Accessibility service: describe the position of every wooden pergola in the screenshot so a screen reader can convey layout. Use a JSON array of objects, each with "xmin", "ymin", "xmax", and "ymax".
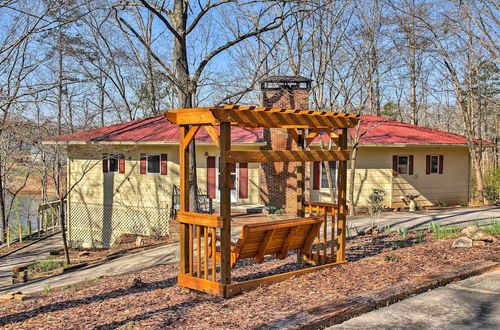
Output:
[{"xmin": 165, "ymin": 105, "xmax": 360, "ymax": 297}]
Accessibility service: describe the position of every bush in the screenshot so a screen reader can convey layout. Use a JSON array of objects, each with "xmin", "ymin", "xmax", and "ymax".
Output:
[
  {"xmin": 397, "ymin": 227, "xmax": 409, "ymax": 238},
  {"xmin": 459, "ymin": 200, "xmax": 469, "ymax": 207},
  {"xmin": 368, "ymin": 188, "xmax": 386, "ymax": 229},
  {"xmin": 28, "ymin": 256, "xmax": 65, "ymax": 273}
]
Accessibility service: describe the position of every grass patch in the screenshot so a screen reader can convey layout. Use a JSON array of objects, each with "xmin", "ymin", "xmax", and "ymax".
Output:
[
  {"xmin": 28, "ymin": 256, "xmax": 66, "ymax": 273},
  {"xmin": 428, "ymin": 222, "xmax": 460, "ymax": 240}
]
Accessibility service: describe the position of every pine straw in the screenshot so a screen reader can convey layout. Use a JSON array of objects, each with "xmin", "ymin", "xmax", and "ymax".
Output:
[{"xmin": 0, "ymin": 233, "xmax": 498, "ymax": 330}]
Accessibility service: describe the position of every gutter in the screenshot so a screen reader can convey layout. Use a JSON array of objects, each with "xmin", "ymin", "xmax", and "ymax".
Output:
[{"xmin": 43, "ymin": 141, "xmax": 267, "ymax": 146}]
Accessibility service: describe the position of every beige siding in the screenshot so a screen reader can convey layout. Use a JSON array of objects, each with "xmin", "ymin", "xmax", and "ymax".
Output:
[
  {"xmin": 67, "ymin": 143, "xmax": 261, "ymax": 209},
  {"xmin": 310, "ymin": 145, "xmax": 469, "ymax": 209},
  {"xmin": 313, "ymin": 147, "xmax": 393, "ymax": 208},
  {"xmin": 390, "ymin": 146, "xmax": 470, "ymax": 208}
]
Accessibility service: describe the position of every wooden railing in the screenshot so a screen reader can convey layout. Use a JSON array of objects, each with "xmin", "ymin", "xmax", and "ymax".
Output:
[
  {"xmin": 37, "ymin": 199, "xmax": 65, "ymax": 233},
  {"xmin": 302, "ymin": 201, "xmax": 345, "ymax": 264},
  {"xmin": 177, "ymin": 211, "xmax": 221, "ymax": 283}
]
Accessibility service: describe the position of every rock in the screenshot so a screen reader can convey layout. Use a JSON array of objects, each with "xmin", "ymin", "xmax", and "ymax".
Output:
[
  {"xmin": 135, "ymin": 236, "xmax": 144, "ymax": 247},
  {"xmin": 452, "ymin": 237, "xmax": 473, "ymax": 248},
  {"xmin": 130, "ymin": 277, "xmax": 144, "ymax": 289},
  {"xmin": 461, "ymin": 225, "xmax": 497, "ymax": 242},
  {"xmin": 78, "ymin": 251, "xmax": 91, "ymax": 257}
]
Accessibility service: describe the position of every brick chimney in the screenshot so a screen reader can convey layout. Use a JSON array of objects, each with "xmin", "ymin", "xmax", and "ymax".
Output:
[{"xmin": 258, "ymin": 76, "xmax": 312, "ymax": 213}]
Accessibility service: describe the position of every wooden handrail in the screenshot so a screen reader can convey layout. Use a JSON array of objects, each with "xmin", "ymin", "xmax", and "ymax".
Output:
[{"xmin": 177, "ymin": 211, "xmax": 223, "ymax": 228}]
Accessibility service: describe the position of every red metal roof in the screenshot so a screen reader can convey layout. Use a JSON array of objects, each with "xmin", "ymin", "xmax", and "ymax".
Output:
[
  {"xmin": 354, "ymin": 116, "xmax": 488, "ymax": 145},
  {"xmin": 49, "ymin": 116, "xmax": 264, "ymax": 143},
  {"xmin": 49, "ymin": 114, "xmax": 487, "ymax": 146}
]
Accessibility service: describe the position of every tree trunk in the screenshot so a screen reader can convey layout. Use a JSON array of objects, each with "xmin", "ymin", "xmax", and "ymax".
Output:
[
  {"xmin": 348, "ymin": 145, "xmax": 359, "ymax": 216},
  {"xmin": 172, "ymin": 0, "xmax": 198, "ymax": 212},
  {"xmin": 59, "ymin": 200, "xmax": 70, "ymax": 264},
  {"xmin": 0, "ymin": 162, "xmax": 6, "ymax": 244}
]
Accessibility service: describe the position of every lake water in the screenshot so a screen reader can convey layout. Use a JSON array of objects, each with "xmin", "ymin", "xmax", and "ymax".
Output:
[{"xmin": 6, "ymin": 195, "xmax": 42, "ymax": 241}]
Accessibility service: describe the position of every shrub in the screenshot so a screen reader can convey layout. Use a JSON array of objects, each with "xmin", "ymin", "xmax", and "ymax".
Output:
[
  {"xmin": 397, "ymin": 227, "xmax": 409, "ymax": 238},
  {"xmin": 368, "ymin": 188, "xmax": 386, "ymax": 229},
  {"xmin": 415, "ymin": 230, "xmax": 425, "ymax": 242},
  {"xmin": 384, "ymin": 225, "xmax": 391, "ymax": 234},
  {"xmin": 434, "ymin": 200, "xmax": 448, "ymax": 207},
  {"xmin": 459, "ymin": 200, "xmax": 469, "ymax": 207}
]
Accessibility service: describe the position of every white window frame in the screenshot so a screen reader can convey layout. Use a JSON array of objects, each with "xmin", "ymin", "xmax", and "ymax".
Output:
[
  {"xmin": 320, "ymin": 161, "xmax": 337, "ymax": 189},
  {"xmin": 429, "ymin": 155, "xmax": 440, "ymax": 174},
  {"xmin": 397, "ymin": 155, "xmax": 409, "ymax": 175},
  {"xmin": 105, "ymin": 154, "xmax": 120, "ymax": 173},
  {"xmin": 146, "ymin": 153, "xmax": 161, "ymax": 174}
]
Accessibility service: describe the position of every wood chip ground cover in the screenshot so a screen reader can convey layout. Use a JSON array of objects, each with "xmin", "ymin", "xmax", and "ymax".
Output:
[{"xmin": 0, "ymin": 232, "xmax": 497, "ymax": 329}]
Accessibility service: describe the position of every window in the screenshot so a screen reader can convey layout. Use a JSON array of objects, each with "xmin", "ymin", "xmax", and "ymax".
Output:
[
  {"xmin": 103, "ymin": 153, "xmax": 123, "ymax": 173},
  {"xmin": 108, "ymin": 154, "xmax": 119, "ymax": 172},
  {"xmin": 430, "ymin": 155, "xmax": 439, "ymax": 174},
  {"xmin": 397, "ymin": 155, "xmax": 409, "ymax": 175},
  {"xmin": 321, "ymin": 161, "xmax": 337, "ymax": 189},
  {"xmin": 147, "ymin": 154, "xmax": 160, "ymax": 174}
]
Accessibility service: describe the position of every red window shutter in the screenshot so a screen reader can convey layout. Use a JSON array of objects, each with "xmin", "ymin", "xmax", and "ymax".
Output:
[
  {"xmin": 425, "ymin": 155, "xmax": 431, "ymax": 175},
  {"xmin": 161, "ymin": 154, "xmax": 168, "ymax": 175},
  {"xmin": 239, "ymin": 163, "xmax": 248, "ymax": 199},
  {"xmin": 313, "ymin": 161, "xmax": 320, "ymax": 190},
  {"xmin": 119, "ymin": 154, "xmax": 125, "ymax": 174},
  {"xmin": 409, "ymin": 155, "xmax": 414, "ymax": 175},
  {"xmin": 102, "ymin": 154, "xmax": 108, "ymax": 173},
  {"xmin": 140, "ymin": 153, "xmax": 147, "ymax": 174},
  {"xmin": 438, "ymin": 155, "xmax": 444, "ymax": 174},
  {"xmin": 207, "ymin": 156, "xmax": 216, "ymax": 199},
  {"xmin": 392, "ymin": 155, "xmax": 397, "ymax": 176}
]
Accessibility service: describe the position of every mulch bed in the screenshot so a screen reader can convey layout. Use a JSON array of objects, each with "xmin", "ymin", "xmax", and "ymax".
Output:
[
  {"xmin": 0, "ymin": 232, "xmax": 498, "ymax": 329},
  {"xmin": 66, "ymin": 234, "xmax": 177, "ymax": 265}
]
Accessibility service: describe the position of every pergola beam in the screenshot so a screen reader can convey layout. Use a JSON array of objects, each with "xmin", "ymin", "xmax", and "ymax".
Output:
[{"xmin": 165, "ymin": 105, "xmax": 360, "ymax": 129}]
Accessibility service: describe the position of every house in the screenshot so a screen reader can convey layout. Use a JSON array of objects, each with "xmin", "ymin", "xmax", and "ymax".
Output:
[{"xmin": 46, "ymin": 76, "xmax": 484, "ymax": 247}]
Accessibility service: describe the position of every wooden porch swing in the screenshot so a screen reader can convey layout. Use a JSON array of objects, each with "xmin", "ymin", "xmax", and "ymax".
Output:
[{"xmin": 164, "ymin": 105, "xmax": 360, "ymax": 297}]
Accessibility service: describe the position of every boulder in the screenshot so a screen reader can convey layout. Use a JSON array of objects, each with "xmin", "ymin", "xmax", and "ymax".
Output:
[
  {"xmin": 452, "ymin": 237, "xmax": 473, "ymax": 248},
  {"xmin": 135, "ymin": 236, "xmax": 144, "ymax": 247},
  {"xmin": 461, "ymin": 225, "xmax": 497, "ymax": 242}
]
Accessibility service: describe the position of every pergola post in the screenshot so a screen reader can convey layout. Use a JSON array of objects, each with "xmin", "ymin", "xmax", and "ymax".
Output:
[
  {"xmin": 296, "ymin": 129, "xmax": 305, "ymax": 217},
  {"xmin": 336, "ymin": 128, "xmax": 348, "ymax": 262},
  {"xmin": 219, "ymin": 122, "xmax": 232, "ymax": 285},
  {"xmin": 179, "ymin": 125, "xmax": 190, "ymax": 273}
]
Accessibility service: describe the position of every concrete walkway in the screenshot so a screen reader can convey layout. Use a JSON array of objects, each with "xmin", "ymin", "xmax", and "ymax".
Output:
[
  {"xmin": 0, "ymin": 242, "xmax": 180, "ymax": 295},
  {"xmin": 0, "ymin": 235, "xmax": 61, "ymax": 290},
  {"xmin": 328, "ymin": 270, "xmax": 500, "ymax": 329},
  {"xmin": 347, "ymin": 206, "xmax": 499, "ymax": 234}
]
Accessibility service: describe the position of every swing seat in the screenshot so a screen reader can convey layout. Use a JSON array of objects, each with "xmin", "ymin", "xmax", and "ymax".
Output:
[{"xmin": 209, "ymin": 217, "xmax": 324, "ymax": 268}]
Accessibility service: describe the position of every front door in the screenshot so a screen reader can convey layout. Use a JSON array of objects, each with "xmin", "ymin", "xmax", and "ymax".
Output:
[{"xmin": 216, "ymin": 157, "xmax": 238, "ymax": 203}]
